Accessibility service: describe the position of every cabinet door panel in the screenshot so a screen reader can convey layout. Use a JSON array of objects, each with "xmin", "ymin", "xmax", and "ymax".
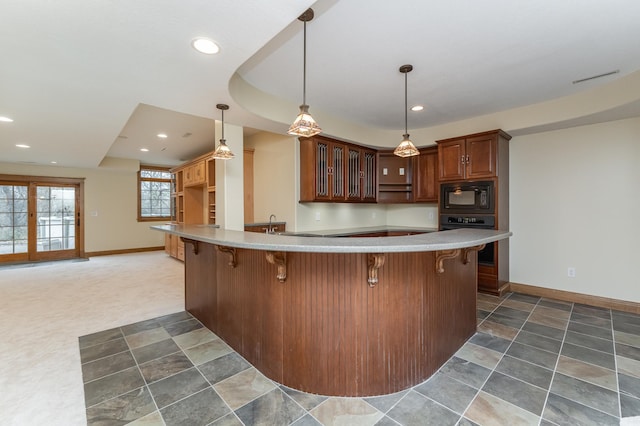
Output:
[
  {"xmin": 332, "ymin": 144, "xmax": 346, "ymax": 199},
  {"xmin": 466, "ymin": 135, "xmax": 496, "ymax": 179},
  {"xmin": 438, "ymin": 140, "xmax": 465, "ymax": 181},
  {"xmin": 316, "ymin": 141, "xmax": 330, "ymax": 200},
  {"xmin": 362, "ymin": 150, "xmax": 377, "ymax": 201},
  {"xmin": 193, "ymin": 161, "xmax": 206, "ymax": 184},
  {"xmin": 347, "ymin": 147, "xmax": 361, "ymax": 200},
  {"xmin": 414, "ymin": 148, "xmax": 438, "ymax": 202}
]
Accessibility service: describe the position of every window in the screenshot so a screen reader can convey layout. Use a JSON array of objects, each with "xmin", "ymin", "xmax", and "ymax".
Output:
[{"xmin": 138, "ymin": 166, "xmax": 172, "ymax": 221}]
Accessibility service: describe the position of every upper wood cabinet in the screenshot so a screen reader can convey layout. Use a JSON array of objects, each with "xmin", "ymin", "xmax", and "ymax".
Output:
[
  {"xmin": 300, "ymin": 136, "xmax": 376, "ymax": 203},
  {"xmin": 436, "ymin": 130, "xmax": 511, "ymax": 181},
  {"xmin": 413, "ymin": 146, "xmax": 438, "ymax": 202},
  {"xmin": 183, "ymin": 159, "xmax": 206, "ymax": 186},
  {"xmin": 347, "ymin": 146, "xmax": 377, "ymax": 202}
]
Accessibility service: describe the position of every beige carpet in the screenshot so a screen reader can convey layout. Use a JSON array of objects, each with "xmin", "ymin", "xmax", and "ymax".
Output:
[{"xmin": 0, "ymin": 251, "xmax": 184, "ymax": 426}]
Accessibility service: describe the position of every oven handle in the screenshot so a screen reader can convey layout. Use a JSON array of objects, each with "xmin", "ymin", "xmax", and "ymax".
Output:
[{"xmin": 439, "ymin": 225, "xmax": 494, "ymax": 231}]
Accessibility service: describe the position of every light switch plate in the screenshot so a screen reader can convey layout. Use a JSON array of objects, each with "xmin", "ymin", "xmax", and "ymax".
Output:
[{"xmin": 399, "ymin": 168, "xmax": 405, "ymax": 175}]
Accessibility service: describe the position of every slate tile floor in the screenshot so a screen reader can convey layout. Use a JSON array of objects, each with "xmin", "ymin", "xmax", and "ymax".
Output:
[{"xmin": 79, "ymin": 293, "xmax": 640, "ymax": 425}]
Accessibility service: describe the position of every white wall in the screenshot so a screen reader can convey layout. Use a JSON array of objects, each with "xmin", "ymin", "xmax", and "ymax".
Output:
[
  {"xmin": 245, "ymin": 132, "xmax": 297, "ymax": 227},
  {"xmin": 386, "ymin": 204, "xmax": 438, "ymax": 229},
  {"xmin": 509, "ymin": 116, "xmax": 640, "ymax": 302},
  {"xmin": 295, "ymin": 202, "xmax": 388, "ymax": 232},
  {"xmin": 0, "ymin": 160, "xmax": 165, "ymax": 253},
  {"xmin": 215, "ymin": 122, "xmax": 244, "ymax": 231}
]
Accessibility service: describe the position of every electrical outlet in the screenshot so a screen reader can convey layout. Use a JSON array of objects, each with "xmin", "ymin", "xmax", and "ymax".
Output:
[
  {"xmin": 567, "ymin": 267, "xmax": 576, "ymax": 278},
  {"xmin": 315, "ymin": 212, "xmax": 320, "ymax": 221},
  {"xmin": 428, "ymin": 211, "xmax": 434, "ymax": 220}
]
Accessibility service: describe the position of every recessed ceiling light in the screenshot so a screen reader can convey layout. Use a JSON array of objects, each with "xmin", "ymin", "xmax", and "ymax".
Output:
[
  {"xmin": 192, "ymin": 37, "xmax": 220, "ymax": 55},
  {"xmin": 0, "ymin": 116, "xmax": 14, "ymax": 122},
  {"xmin": 51, "ymin": 161, "xmax": 57, "ymax": 164},
  {"xmin": 140, "ymin": 148, "xmax": 149, "ymax": 152},
  {"xmin": 411, "ymin": 105, "xmax": 424, "ymax": 112},
  {"xmin": 157, "ymin": 133, "xmax": 168, "ymax": 139},
  {"xmin": 16, "ymin": 144, "xmax": 30, "ymax": 148}
]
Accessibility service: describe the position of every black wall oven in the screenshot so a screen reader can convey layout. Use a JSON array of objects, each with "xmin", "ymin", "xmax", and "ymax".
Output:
[{"xmin": 439, "ymin": 215, "xmax": 495, "ymax": 266}]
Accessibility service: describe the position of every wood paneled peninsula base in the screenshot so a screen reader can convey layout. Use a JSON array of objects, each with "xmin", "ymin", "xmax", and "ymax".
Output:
[{"xmin": 152, "ymin": 225, "xmax": 511, "ymax": 397}]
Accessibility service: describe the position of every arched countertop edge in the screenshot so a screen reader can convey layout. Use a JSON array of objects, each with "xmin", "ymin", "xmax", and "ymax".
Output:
[{"xmin": 152, "ymin": 224, "xmax": 512, "ymax": 254}]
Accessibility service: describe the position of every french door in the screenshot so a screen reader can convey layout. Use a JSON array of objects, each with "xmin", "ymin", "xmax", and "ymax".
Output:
[{"xmin": 0, "ymin": 175, "xmax": 84, "ymax": 263}]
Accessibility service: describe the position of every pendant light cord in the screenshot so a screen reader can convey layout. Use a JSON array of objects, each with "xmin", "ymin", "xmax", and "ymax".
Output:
[
  {"xmin": 302, "ymin": 20, "xmax": 307, "ymax": 106},
  {"xmin": 220, "ymin": 108, "xmax": 224, "ymax": 141},
  {"xmin": 404, "ymin": 71, "xmax": 408, "ymax": 134}
]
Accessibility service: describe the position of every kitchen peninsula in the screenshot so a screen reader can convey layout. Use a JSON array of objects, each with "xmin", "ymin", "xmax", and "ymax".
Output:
[{"xmin": 153, "ymin": 224, "xmax": 511, "ymax": 397}]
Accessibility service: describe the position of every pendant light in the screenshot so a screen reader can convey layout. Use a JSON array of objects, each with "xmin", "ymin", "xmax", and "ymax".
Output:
[
  {"xmin": 287, "ymin": 8, "xmax": 322, "ymax": 138},
  {"xmin": 212, "ymin": 104, "xmax": 234, "ymax": 160},
  {"xmin": 393, "ymin": 64, "xmax": 419, "ymax": 157}
]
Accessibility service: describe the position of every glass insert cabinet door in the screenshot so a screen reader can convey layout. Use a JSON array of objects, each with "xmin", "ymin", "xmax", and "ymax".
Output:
[{"xmin": 0, "ymin": 181, "xmax": 82, "ymax": 263}]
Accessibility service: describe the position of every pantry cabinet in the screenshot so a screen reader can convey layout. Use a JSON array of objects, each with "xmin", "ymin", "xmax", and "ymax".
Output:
[
  {"xmin": 436, "ymin": 129, "xmax": 512, "ymax": 296},
  {"xmin": 166, "ymin": 152, "xmax": 217, "ymax": 260}
]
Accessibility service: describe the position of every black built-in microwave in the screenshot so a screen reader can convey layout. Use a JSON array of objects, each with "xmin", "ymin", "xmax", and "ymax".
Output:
[{"xmin": 440, "ymin": 181, "xmax": 494, "ymax": 213}]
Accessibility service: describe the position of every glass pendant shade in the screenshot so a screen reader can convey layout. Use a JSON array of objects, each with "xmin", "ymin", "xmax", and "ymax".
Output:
[
  {"xmin": 393, "ymin": 134, "xmax": 419, "ymax": 157},
  {"xmin": 289, "ymin": 9, "xmax": 321, "ymax": 138},
  {"xmin": 288, "ymin": 104, "xmax": 322, "ymax": 137},
  {"xmin": 394, "ymin": 64, "xmax": 420, "ymax": 157},
  {"xmin": 212, "ymin": 139, "xmax": 234, "ymax": 160},
  {"xmin": 212, "ymin": 103, "xmax": 234, "ymax": 160}
]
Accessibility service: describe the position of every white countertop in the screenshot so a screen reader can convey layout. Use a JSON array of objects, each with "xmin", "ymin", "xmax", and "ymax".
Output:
[{"xmin": 153, "ymin": 224, "xmax": 511, "ymax": 253}]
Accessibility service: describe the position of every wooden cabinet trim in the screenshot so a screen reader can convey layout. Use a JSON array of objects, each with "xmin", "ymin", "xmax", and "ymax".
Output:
[
  {"xmin": 436, "ymin": 129, "xmax": 511, "ymax": 182},
  {"xmin": 299, "ymin": 136, "xmax": 377, "ymax": 203}
]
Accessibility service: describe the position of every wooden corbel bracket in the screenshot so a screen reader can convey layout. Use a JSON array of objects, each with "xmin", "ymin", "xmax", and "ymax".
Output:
[
  {"xmin": 180, "ymin": 237, "xmax": 199, "ymax": 255},
  {"xmin": 435, "ymin": 249, "xmax": 461, "ymax": 274},
  {"xmin": 462, "ymin": 244, "xmax": 486, "ymax": 265},
  {"xmin": 265, "ymin": 251, "xmax": 287, "ymax": 282},
  {"xmin": 216, "ymin": 245, "xmax": 237, "ymax": 267},
  {"xmin": 367, "ymin": 254, "xmax": 386, "ymax": 287}
]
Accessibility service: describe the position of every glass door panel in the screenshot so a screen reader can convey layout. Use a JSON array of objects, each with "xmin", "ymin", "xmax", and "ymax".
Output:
[
  {"xmin": 0, "ymin": 177, "xmax": 83, "ymax": 264},
  {"xmin": 0, "ymin": 184, "xmax": 28, "ymax": 256},
  {"xmin": 36, "ymin": 186, "xmax": 76, "ymax": 252}
]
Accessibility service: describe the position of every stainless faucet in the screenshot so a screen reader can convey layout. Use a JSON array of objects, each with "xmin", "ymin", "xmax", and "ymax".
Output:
[{"xmin": 267, "ymin": 214, "xmax": 276, "ymax": 234}]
